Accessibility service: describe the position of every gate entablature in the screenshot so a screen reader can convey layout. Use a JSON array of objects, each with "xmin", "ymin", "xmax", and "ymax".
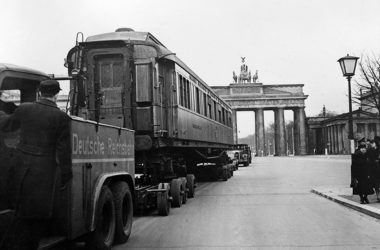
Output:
[{"xmin": 213, "ymin": 83, "xmax": 308, "ymax": 110}]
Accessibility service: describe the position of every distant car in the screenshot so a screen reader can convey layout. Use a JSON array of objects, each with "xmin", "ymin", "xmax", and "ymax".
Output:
[
  {"xmin": 227, "ymin": 150, "xmax": 242, "ymax": 169},
  {"xmin": 230, "ymin": 144, "xmax": 251, "ymax": 166}
]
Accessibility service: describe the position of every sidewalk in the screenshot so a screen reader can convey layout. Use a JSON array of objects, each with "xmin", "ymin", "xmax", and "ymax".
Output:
[{"xmin": 312, "ymin": 186, "xmax": 380, "ymax": 219}]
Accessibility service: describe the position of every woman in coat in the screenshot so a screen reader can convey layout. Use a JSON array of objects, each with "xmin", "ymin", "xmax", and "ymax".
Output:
[
  {"xmin": 367, "ymin": 140, "xmax": 380, "ymax": 201},
  {"xmin": 352, "ymin": 144, "xmax": 374, "ymax": 204}
]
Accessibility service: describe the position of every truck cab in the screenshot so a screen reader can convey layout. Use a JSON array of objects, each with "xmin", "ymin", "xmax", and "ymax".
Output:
[{"xmin": 0, "ymin": 63, "xmax": 135, "ymax": 250}]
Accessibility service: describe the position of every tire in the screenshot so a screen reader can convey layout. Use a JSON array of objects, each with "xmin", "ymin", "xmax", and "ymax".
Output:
[
  {"xmin": 180, "ymin": 178, "xmax": 187, "ymax": 204},
  {"xmin": 111, "ymin": 182, "xmax": 133, "ymax": 244},
  {"xmin": 222, "ymin": 167, "xmax": 228, "ymax": 181},
  {"xmin": 170, "ymin": 179, "xmax": 182, "ymax": 207},
  {"xmin": 186, "ymin": 174, "xmax": 195, "ymax": 198},
  {"xmin": 157, "ymin": 183, "xmax": 170, "ymax": 216},
  {"xmin": 86, "ymin": 186, "xmax": 115, "ymax": 250}
]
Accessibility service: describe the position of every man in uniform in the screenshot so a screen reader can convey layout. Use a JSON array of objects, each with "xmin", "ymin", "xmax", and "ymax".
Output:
[{"xmin": 0, "ymin": 79, "xmax": 72, "ymax": 250}]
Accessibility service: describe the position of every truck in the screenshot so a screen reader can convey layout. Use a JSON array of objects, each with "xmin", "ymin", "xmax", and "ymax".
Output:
[
  {"xmin": 230, "ymin": 144, "xmax": 252, "ymax": 166},
  {"xmin": 0, "ymin": 63, "xmax": 135, "ymax": 249},
  {"xmin": 1, "ymin": 27, "xmax": 236, "ymax": 249}
]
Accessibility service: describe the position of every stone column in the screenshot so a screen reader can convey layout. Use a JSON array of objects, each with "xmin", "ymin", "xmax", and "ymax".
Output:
[
  {"xmin": 232, "ymin": 109, "xmax": 238, "ymax": 144},
  {"xmin": 274, "ymin": 108, "xmax": 287, "ymax": 156},
  {"xmin": 332, "ymin": 125, "xmax": 337, "ymax": 154},
  {"xmin": 294, "ymin": 107, "xmax": 307, "ymax": 155},
  {"xmin": 327, "ymin": 126, "xmax": 332, "ymax": 154},
  {"xmin": 300, "ymin": 107, "xmax": 307, "ymax": 155},
  {"xmin": 322, "ymin": 126, "xmax": 327, "ymax": 153},
  {"xmin": 255, "ymin": 108, "xmax": 265, "ymax": 157},
  {"xmin": 343, "ymin": 123, "xmax": 349, "ymax": 154},
  {"xmin": 293, "ymin": 109, "xmax": 300, "ymax": 155},
  {"xmin": 335, "ymin": 125, "xmax": 340, "ymax": 153},
  {"xmin": 364, "ymin": 123, "xmax": 369, "ymax": 140},
  {"xmin": 337, "ymin": 124, "xmax": 343, "ymax": 154}
]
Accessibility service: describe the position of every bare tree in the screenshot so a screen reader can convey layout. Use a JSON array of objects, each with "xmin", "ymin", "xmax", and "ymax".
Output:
[{"xmin": 353, "ymin": 54, "xmax": 380, "ymax": 114}]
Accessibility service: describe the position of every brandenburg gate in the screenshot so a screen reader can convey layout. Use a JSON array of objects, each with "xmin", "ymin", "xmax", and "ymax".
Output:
[{"xmin": 211, "ymin": 58, "xmax": 308, "ymax": 156}]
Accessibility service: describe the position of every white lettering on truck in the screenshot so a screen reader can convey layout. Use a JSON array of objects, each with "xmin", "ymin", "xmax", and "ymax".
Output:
[{"xmin": 72, "ymin": 133, "xmax": 132, "ymax": 156}]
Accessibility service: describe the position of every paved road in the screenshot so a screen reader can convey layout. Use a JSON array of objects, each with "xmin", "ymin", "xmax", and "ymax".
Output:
[{"xmin": 115, "ymin": 156, "xmax": 380, "ymax": 249}]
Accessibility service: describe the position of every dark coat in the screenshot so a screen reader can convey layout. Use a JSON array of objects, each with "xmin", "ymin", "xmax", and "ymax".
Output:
[
  {"xmin": 367, "ymin": 147, "xmax": 380, "ymax": 188},
  {"xmin": 352, "ymin": 151, "xmax": 374, "ymax": 195},
  {"xmin": 0, "ymin": 98, "xmax": 71, "ymax": 218}
]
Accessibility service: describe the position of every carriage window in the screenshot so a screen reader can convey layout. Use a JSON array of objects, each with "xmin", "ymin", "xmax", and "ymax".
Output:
[
  {"xmin": 213, "ymin": 101, "xmax": 217, "ymax": 121},
  {"xmin": 136, "ymin": 63, "xmax": 152, "ymax": 102},
  {"xmin": 179, "ymin": 75, "xmax": 184, "ymax": 106},
  {"xmin": 203, "ymin": 93, "xmax": 207, "ymax": 116},
  {"xmin": 208, "ymin": 103, "xmax": 212, "ymax": 119},
  {"xmin": 196, "ymin": 88, "xmax": 200, "ymax": 113},
  {"xmin": 222, "ymin": 108, "xmax": 226, "ymax": 124},
  {"xmin": 183, "ymin": 78, "xmax": 187, "ymax": 108},
  {"xmin": 185, "ymin": 79, "xmax": 190, "ymax": 109}
]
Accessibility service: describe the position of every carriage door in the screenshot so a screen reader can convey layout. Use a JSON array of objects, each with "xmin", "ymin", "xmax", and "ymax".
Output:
[{"xmin": 94, "ymin": 54, "xmax": 131, "ymax": 127}]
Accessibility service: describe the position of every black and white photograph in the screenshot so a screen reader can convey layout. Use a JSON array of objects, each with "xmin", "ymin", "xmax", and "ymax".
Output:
[{"xmin": 1, "ymin": 0, "xmax": 380, "ymax": 249}]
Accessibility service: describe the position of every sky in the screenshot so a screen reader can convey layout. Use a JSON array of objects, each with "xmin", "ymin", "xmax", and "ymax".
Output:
[{"xmin": 1, "ymin": 0, "xmax": 379, "ymax": 137}]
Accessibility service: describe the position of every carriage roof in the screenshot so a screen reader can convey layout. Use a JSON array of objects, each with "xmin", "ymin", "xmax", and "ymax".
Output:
[{"xmin": 85, "ymin": 29, "xmax": 231, "ymax": 109}]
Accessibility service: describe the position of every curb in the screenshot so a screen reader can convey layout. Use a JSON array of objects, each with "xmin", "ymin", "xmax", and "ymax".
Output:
[{"xmin": 311, "ymin": 188, "xmax": 380, "ymax": 220}]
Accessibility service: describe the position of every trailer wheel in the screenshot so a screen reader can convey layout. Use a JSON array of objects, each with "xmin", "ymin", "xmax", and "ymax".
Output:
[
  {"xmin": 157, "ymin": 183, "xmax": 170, "ymax": 216},
  {"xmin": 180, "ymin": 178, "xmax": 187, "ymax": 204},
  {"xmin": 111, "ymin": 182, "xmax": 133, "ymax": 244},
  {"xmin": 170, "ymin": 179, "xmax": 182, "ymax": 207},
  {"xmin": 87, "ymin": 186, "xmax": 115, "ymax": 250},
  {"xmin": 186, "ymin": 174, "xmax": 195, "ymax": 198}
]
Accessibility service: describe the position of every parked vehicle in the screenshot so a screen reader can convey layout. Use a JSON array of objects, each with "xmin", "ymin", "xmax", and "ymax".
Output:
[
  {"xmin": 226, "ymin": 150, "xmax": 240, "ymax": 170},
  {"xmin": 230, "ymin": 144, "xmax": 252, "ymax": 166}
]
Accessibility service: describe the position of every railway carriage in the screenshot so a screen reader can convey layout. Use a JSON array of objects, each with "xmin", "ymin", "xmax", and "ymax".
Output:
[
  {"xmin": 66, "ymin": 28, "xmax": 234, "ymax": 215},
  {"xmin": 0, "ymin": 28, "xmax": 235, "ymax": 249}
]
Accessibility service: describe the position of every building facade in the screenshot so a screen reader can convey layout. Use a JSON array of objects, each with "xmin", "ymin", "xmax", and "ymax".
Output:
[{"xmin": 307, "ymin": 109, "xmax": 380, "ymax": 154}]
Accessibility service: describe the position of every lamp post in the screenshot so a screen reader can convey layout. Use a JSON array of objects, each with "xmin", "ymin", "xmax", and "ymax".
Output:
[{"xmin": 338, "ymin": 54, "xmax": 359, "ymax": 154}]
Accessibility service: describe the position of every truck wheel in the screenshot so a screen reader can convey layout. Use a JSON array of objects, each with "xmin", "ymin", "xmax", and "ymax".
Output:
[
  {"xmin": 222, "ymin": 168, "xmax": 228, "ymax": 181},
  {"xmin": 186, "ymin": 174, "xmax": 195, "ymax": 198},
  {"xmin": 157, "ymin": 183, "xmax": 170, "ymax": 216},
  {"xmin": 170, "ymin": 179, "xmax": 182, "ymax": 207},
  {"xmin": 111, "ymin": 182, "xmax": 133, "ymax": 244},
  {"xmin": 180, "ymin": 178, "xmax": 187, "ymax": 204},
  {"xmin": 87, "ymin": 186, "xmax": 115, "ymax": 250}
]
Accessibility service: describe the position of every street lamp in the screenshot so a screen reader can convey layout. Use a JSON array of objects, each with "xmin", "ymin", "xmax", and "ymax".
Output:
[{"xmin": 338, "ymin": 54, "xmax": 359, "ymax": 154}]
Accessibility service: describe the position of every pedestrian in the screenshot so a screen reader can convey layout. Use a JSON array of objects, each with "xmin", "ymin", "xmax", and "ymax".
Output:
[
  {"xmin": 352, "ymin": 144, "xmax": 374, "ymax": 204},
  {"xmin": 367, "ymin": 140, "xmax": 380, "ymax": 201},
  {"xmin": 0, "ymin": 79, "xmax": 72, "ymax": 250}
]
